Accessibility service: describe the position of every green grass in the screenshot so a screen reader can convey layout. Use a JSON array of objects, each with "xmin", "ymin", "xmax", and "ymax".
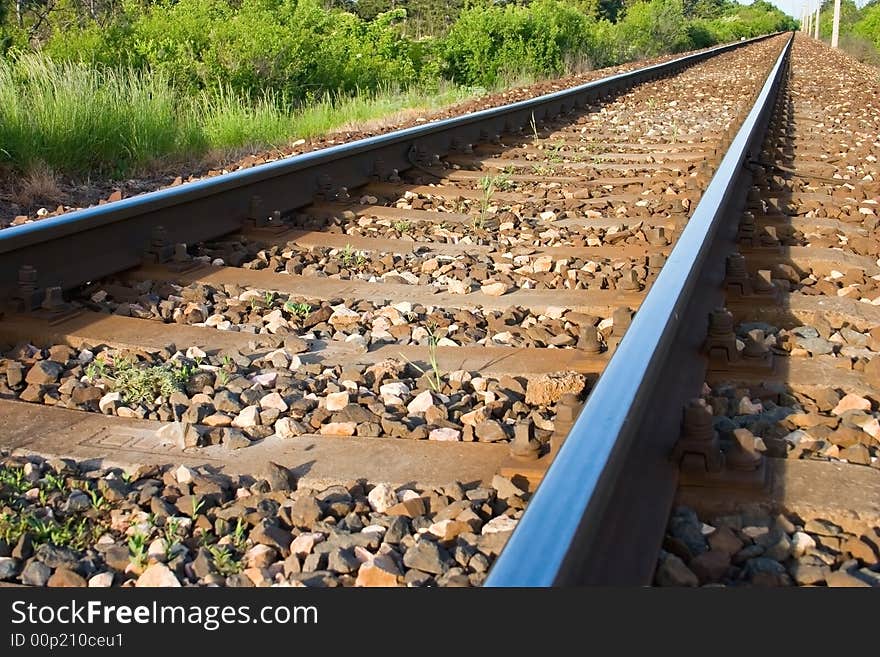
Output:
[
  {"xmin": 0, "ymin": 53, "xmax": 473, "ymax": 179},
  {"xmin": 0, "ymin": 54, "xmax": 195, "ymax": 177}
]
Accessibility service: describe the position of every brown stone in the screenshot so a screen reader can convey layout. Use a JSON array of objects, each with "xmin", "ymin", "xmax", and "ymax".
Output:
[
  {"xmin": 385, "ymin": 497, "xmax": 427, "ymax": 518},
  {"xmin": 689, "ymin": 550, "xmax": 731, "ymax": 584},
  {"xmin": 355, "ymin": 556, "xmax": 401, "ymax": 587},
  {"xmin": 826, "ymin": 570, "xmax": 871, "ymax": 587},
  {"xmin": 524, "ymin": 371, "xmax": 586, "ymax": 406},
  {"xmin": 47, "ymin": 568, "xmax": 87, "ymax": 587},
  {"xmin": 830, "ymin": 426, "xmax": 867, "ymax": 448},
  {"xmin": 706, "ymin": 526, "xmax": 743, "ymax": 557},
  {"xmin": 843, "ymin": 536, "xmax": 879, "ymax": 563}
]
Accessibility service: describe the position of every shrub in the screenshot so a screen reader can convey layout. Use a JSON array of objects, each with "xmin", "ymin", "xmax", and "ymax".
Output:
[{"xmin": 442, "ymin": 0, "xmax": 598, "ymax": 87}]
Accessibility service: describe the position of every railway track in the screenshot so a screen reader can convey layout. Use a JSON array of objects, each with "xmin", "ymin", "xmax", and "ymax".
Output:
[{"xmin": 1, "ymin": 32, "xmax": 876, "ymax": 588}]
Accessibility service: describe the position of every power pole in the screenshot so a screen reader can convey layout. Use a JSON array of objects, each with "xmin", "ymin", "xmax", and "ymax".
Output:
[
  {"xmin": 831, "ymin": 0, "xmax": 841, "ymax": 47},
  {"xmin": 814, "ymin": 5, "xmax": 820, "ymax": 39}
]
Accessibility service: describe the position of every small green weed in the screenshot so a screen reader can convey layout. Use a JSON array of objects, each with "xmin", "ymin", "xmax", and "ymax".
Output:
[
  {"xmin": 400, "ymin": 327, "xmax": 443, "ymax": 392},
  {"xmin": 207, "ymin": 545, "xmax": 242, "ymax": 576},
  {"xmin": 339, "ymin": 244, "xmax": 368, "ymax": 270},
  {"xmin": 128, "ymin": 531, "xmax": 148, "ymax": 567},
  {"xmin": 85, "ymin": 356, "xmax": 192, "ymax": 404},
  {"xmin": 283, "ymin": 300, "xmax": 312, "ymax": 319}
]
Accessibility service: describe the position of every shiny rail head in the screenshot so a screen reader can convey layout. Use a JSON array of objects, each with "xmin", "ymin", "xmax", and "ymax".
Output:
[{"xmin": 485, "ymin": 33, "xmax": 794, "ymax": 588}]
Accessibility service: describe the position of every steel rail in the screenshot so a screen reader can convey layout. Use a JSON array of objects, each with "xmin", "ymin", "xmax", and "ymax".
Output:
[
  {"xmin": 0, "ymin": 34, "xmax": 777, "ymax": 306},
  {"xmin": 485, "ymin": 33, "xmax": 794, "ymax": 587}
]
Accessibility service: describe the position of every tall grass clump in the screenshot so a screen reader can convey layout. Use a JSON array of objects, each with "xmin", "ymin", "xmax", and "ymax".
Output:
[{"xmin": 0, "ymin": 54, "xmax": 199, "ymax": 175}]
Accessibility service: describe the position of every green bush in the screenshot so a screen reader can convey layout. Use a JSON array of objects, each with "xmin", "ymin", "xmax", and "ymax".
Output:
[
  {"xmin": 1, "ymin": 0, "xmax": 799, "ymax": 179},
  {"xmin": 442, "ymin": 0, "xmax": 598, "ymax": 87},
  {"xmin": 45, "ymin": 0, "xmax": 430, "ymax": 103},
  {"xmin": 614, "ymin": 0, "xmax": 692, "ymax": 60}
]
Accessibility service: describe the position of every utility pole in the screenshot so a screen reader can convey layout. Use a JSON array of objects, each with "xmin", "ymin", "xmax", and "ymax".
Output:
[
  {"xmin": 814, "ymin": 5, "xmax": 820, "ymax": 39},
  {"xmin": 831, "ymin": 0, "xmax": 841, "ymax": 47}
]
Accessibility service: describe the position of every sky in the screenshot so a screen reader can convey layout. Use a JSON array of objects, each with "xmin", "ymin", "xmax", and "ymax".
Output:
[{"xmin": 739, "ymin": 0, "xmax": 872, "ymax": 18}]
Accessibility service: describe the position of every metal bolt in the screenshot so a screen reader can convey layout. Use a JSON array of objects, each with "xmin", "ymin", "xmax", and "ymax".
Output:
[
  {"xmin": 578, "ymin": 326, "xmax": 602, "ymax": 354},
  {"xmin": 672, "ymin": 398, "xmax": 723, "ymax": 473},
  {"xmin": 510, "ymin": 421, "xmax": 540, "ymax": 461},
  {"xmin": 612, "ymin": 306, "xmax": 632, "ymax": 337},
  {"xmin": 42, "ymin": 287, "xmax": 65, "ymax": 310}
]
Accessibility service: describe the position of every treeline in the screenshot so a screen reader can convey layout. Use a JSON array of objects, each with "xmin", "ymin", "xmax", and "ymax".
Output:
[
  {"xmin": 0, "ymin": 0, "xmax": 797, "ymax": 179},
  {"xmin": 813, "ymin": 0, "xmax": 880, "ymax": 64},
  {"xmin": 1, "ymin": 0, "xmax": 797, "ymax": 99}
]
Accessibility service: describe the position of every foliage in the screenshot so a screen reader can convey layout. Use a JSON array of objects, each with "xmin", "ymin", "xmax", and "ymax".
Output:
[
  {"xmin": 85, "ymin": 355, "xmax": 193, "ymax": 403},
  {"xmin": 0, "ymin": 0, "xmax": 800, "ymax": 178},
  {"xmin": 442, "ymin": 0, "xmax": 600, "ymax": 87}
]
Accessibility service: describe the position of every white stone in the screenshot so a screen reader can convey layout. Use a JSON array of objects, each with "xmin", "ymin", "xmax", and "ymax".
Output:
[
  {"xmin": 265, "ymin": 317, "xmax": 289, "ymax": 334},
  {"xmin": 380, "ymin": 382, "xmax": 410, "ymax": 405},
  {"xmin": 148, "ymin": 538, "xmax": 167, "ymax": 561},
  {"xmin": 447, "ymin": 279, "xmax": 469, "ymax": 295},
  {"xmin": 245, "ymin": 544, "xmax": 277, "ymax": 568},
  {"xmin": 782, "ymin": 430, "xmax": 807, "ymax": 446},
  {"xmin": 156, "ymin": 422, "xmax": 186, "ymax": 449},
  {"xmin": 290, "ymin": 532, "xmax": 324, "ymax": 557},
  {"xmin": 397, "ymin": 489, "xmax": 421, "ymax": 502},
  {"xmin": 738, "ymin": 397, "xmax": 763, "ymax": 415},
  {"xmin": 135, "ymin": 562, "xmax": 181, "ymax": 587},
  {"xmin": 260, "ymin": 392, "xmax": 288, "ymax": 412},
  {"xmin": 175, "ymin": 465, "xmax": 196, "ymax": 485},
  {"xmin": 274, "ymin": 417, "xmax": 300, "ymax": 439},
  {"xmin": 481, "ymin": 515, "xmax": 518, "ymax": 535},
  {"xmin": 367, "ymin": 483, "xmax": 397, "ymax": 513},
  {"xmin": 88, "ymin": 572, "xmax": 115, "ymax": 587},
  {"xmin": 407, "ymin": 390, "xmax": 435, "ymax": 414},
  {"xmin": 543, "ymin": 306, "xmax": 566, "ymax": 320},
  {"xmin": 791, "ymin": 531, "xmax": 816, "ymax": 558},
  {"xmin": 481, "ymin": 281, "xmax": 509, "ymax": 297},
  {"xmin": 250, "ymin": 372, "xmax": 277, "ymax": 388},
  {"xmin": 185, "ymin": 346, "xmax": 207, "ymax": 360},
  {"xmin": 361, "ymin": 525, "xmax": 386, "ymax": 536},
  {"xmin": 325, "ymin": 391, "xmax": 350, "ymax": 411},
  {"xmin": 264, "ymin": 348, "xmax": 290, "ymax": 368},
  {"xmin": 460, "ymin": 407, "xmax": 489, "ymax": 426},
  {"xmin": 98, "ymin": 392, "xmax": 121, "ymax": 414},
  {"xmin": 232, "ymin": 405, "xmax": 261, "ymax": 428},
  {"xmin": 429, "ymin": 427, "xmax": 461, "ymax": 441}
]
